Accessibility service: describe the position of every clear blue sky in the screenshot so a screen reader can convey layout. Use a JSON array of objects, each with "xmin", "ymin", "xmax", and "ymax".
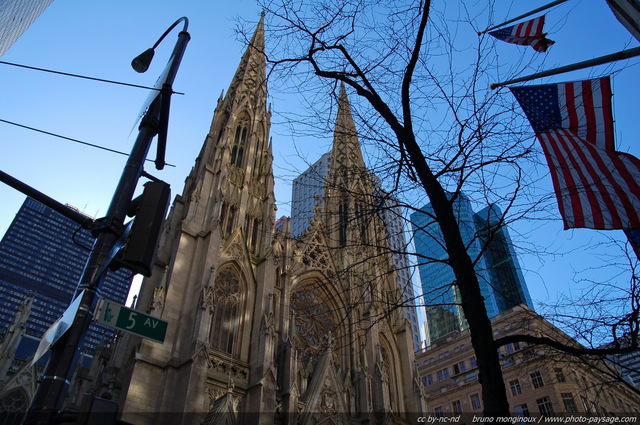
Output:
[{"xmin": 0, "ymin": 0, "xmax": 638, "ymax": 336}]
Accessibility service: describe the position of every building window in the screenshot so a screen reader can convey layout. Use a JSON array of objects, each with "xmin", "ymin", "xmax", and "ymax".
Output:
[
  {"xmin": 514, "ymin": 404, "xmax": 529, "ymax": 417},
  {"xmin": 252, "ymin": 137, "xmax": 263, "ymax": 177},
  {"xmin": 437, "ymin": 368, "xmax": 450, "ymax": 381},
  {"xmin": 453, "ymin": 361, "xmax": 467, "ymax": 375},
  {"xmin": 434, "ymin": 406, "xmax": 444, "ymax": 417},
  {"xmin": 470, "ymin": 393, "xmax": 482, "ymax": 410},
  {"xmin": 470, "ymin": 356, "xmax": 477, "ymax": 368},
  {"xmin": 424, "ymin": 374, "xmax": 433, "ymax": 386},
  {"xmin": 230, "ymin": 123, "xmax": 248, "ymax": 167},
  {"xmin": 562, "ymin": 393, "xmax": 578, "ymax": 413},
  {"xmin": 530, "ymin": 371, "xmax": 545, "ymax": 389},
  {"xmin": 509, "ymin": 379, "xmax": 522, "ymax": 396},
  {"xmin": 355, "ymin": 201, "xmax": 368, "ymax": 244},
  {"xmin": 225, "ymin": 205, "xmax": 237, "ymax": 237},
  {"xmin": 250, "ymin": 217, "xmax": 261, "ymax": 253},
  {"xmin": 452, "ymin": 400, "xmax": 462, "ymax": 415},
  {"xmin": 537, "ymin": 397, "xmax": 554, "ymax": 416},
  {"xmin": 209, "ymin": 266, "xmax": 243, "ymax": 355},
  {"xmin": 506, "ymin": 343, "xmax": 515, "ymax": 354},
  {"xmin": 555, "ymin": 367, "xmax": 566, "ymax": 383}
]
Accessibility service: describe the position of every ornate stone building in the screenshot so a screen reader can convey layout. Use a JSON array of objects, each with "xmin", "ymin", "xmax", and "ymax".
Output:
[
  {"xmin": 416, "ymin": 305, "xmax": 640, "ymax": 416},
  {"xmin": 101, "ymin": 16, "xmax": 425, "ymax": 425}
]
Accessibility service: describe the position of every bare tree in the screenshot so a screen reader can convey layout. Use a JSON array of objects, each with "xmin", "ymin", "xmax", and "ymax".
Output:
[{"xmin": 244, "ymin": 0, "xmax": 640, "ymax": 416}]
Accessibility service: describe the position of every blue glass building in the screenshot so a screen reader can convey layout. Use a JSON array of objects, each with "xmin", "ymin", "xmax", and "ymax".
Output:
[
  {"xmin": 0, "ymin": 197, "xmax": 132, "ymax": 368},
  {"xmin": 410, "ymin": 193, "xmax": 532, "ymax": 344}
]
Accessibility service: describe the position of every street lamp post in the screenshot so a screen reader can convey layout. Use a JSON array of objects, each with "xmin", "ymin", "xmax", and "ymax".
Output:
[{"xmin": 24, "ymin": 18, "xmax": 190, "ymax": 425}]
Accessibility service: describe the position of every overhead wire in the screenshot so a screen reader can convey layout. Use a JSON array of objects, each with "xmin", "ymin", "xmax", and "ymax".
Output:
[
  {"xmin": 0, "ymin": 118, "xmax": 175, "ymax": 167},
  {"xmin": 0, "ymin": 59, "xmax": 182, "ymax": 167},
  {"xmin": 0, "ymin": 60, "xmax": 184, "ymax": 95}
]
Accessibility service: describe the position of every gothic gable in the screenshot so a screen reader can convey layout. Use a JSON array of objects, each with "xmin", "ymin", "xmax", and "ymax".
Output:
[
  {"xmin": 298, "ymin": 349, "xmax": 350, "ymax": 425},
  {"xmin": 290, "ymin": 218, "xmax": 337, "ymax": 278},
  {"xmin": 220, "ymin": 227, "xmax": 255, "ymax": 281}
]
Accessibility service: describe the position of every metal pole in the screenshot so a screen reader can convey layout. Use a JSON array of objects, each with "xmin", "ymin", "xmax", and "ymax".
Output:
[
  {"xmin": 24, "ymin": 23, "xmax": 189, "ymax": 425},
  {"xmin": 491, "ymin": 46, "xmax": 640, "ymax": 89},
  {"xmin": 479, "ymin": 0, "xmax": 570, "ymax": 34},
  {"xmin": 0, "ymin": 170, "xmax": 93, "ymax": 228}
]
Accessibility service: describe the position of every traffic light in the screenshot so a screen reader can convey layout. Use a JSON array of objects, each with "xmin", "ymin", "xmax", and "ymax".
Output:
[{"xmin": 114, "ymin": 180, "xmax": 170, "ymax": 276}]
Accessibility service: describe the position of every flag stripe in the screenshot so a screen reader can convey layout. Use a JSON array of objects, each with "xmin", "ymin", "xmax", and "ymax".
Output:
[
  {"xmin": 553, "ymin": 131, "xmax": 605, "ymax": 228},
  {"xmin": 599, "ymin": 77, "xmax": 615, "ymax": 151},
  {"xmin": 558, "ymin": 79, "xmax": 614, "ymax": 150},
  {"xmin": 539, "ymin": 129, "xmax": 640, "ymax": 229},
  {"xmin": 539, "ymin": 132, "xmax": 590, "ymax": 228},
  {"xmin": 581, "ymin": 81, "xmax": 598, "ymax": 148},
  {"xmin": 590, "ymin": 147, "xmax": 640, "ymax": 228},
  {"xmin": 556, "ymin": 130, "xmax": 622, "ymax": 228}
]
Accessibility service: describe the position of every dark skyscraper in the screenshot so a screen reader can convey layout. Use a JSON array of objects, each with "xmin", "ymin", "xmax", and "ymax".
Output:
[
  {"xmin": 0, "ymin": 197, "xmax": 132, "ymax": 367},
  {"xmin": 473, "ymin": 204, "xmax": 533, "ymax": 313}
]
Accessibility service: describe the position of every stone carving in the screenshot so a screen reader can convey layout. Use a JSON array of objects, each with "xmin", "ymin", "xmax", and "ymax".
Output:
[{"xmin": 148, "ymin": 266, "xmax": 169, "ymax": 315}]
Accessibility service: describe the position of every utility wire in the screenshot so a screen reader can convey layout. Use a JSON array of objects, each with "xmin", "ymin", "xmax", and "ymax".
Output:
[
  {"xmin": 0, "ymin": 118, "xmax": 176, "ymax": 167},
  {"xmin": 0, "ymin": 60, "xmax": 184, "ymax": 95}
]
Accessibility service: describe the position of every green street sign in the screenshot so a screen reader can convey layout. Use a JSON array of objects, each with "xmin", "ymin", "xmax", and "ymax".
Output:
[{"xmin": 95, "ymin": 297, "xmax": 167, "ymax": 343}]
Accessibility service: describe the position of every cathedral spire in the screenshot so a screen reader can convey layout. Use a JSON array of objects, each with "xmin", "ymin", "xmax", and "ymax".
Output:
[
  {"xmin": 224, "ymin": 14, "xmax": 266, "ymax": 108},
  {"xmin": 330, "ymin": 84, "xmax": 366, "ymax": 178}
]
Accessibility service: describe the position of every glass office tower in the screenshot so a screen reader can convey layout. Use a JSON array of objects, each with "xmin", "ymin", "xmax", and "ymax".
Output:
[{"xmin": 410, "ymin": 193, "xmax": 532, "ymax": 344}]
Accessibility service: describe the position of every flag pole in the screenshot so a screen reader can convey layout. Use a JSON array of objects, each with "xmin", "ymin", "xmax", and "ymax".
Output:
[
  {"xmin": 479, "ymin": 0, "xmax": 570, "ymax": 35},
  {"xmin": 491, "ymin": 46, "xmax": 640, "ymax": 89}
]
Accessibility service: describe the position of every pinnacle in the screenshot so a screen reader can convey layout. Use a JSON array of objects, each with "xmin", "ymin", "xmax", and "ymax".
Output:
[{"xmin": 331, "ymin": 84, "xmax": 364, "ymax": 171}]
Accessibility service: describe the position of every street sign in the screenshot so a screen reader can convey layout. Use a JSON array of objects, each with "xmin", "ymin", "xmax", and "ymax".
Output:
[
  {"xmin": 95, "ymin": 297, "xmax": 167, "ymax": 343},
  {"xmin": 30, "ymin": 290, "xmax": 84, "ymax": 366}
]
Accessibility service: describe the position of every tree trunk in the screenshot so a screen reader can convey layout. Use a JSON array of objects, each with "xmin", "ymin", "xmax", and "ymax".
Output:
[{"xmin": 401, "ymin": 131, "xmax": 510, "ymax": 416}]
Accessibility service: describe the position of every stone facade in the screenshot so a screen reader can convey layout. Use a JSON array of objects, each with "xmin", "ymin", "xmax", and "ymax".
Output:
[{"xmin": 99, "ymin": 16, "xmax": 425, "ymax": 425}]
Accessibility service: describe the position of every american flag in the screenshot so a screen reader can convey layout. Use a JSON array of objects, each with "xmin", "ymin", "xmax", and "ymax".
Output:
[
  {"xmin": 511, "ymin": 77, "xmax": 640, "ymax": 230},
  {"xmin": 489, "ymin": 15, "xmax": 555, "ymax": 52}
]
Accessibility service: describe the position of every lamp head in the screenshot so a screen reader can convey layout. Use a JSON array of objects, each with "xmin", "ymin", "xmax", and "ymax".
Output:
[{"xmin": 131, "ymin": 48, "xmax": 155, "ymax": 73}]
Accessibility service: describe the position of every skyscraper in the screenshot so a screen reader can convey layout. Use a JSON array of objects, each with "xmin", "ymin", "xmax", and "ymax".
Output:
[
  {"xmin": 473, "ymin": 204, "xmax": 533, "ymax": 313},
  {"xmin": 0, "ymin": 197, "xmax": 132, "ymax": 369},
  {"xmin": 0, "ymin": 0, "xmax": 54, "ymax": 57},
  {"xmin": 290, "ymin": 152, "xmax": 331, "ymax": 238},
  {"xmin": 410, "ymin": 193, "xmax": 532, "ymax": 344}
]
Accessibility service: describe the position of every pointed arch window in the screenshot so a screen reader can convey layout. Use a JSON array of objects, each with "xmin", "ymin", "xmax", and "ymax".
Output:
[
  {"xmin": 355, "ymin": 200, "xmax": 368, "ymax": 244},
  {"xmin": 209, "ymin": 266, "xmax": 244, "ymax": 355},
  {"xmin": 252, "ymin": 136, "xmax": 264, "ymax": 177},
  {"xmin": 220, "ymin": 202, "xmax": 237, "ymax": 238},
  {"xmin": 379, "ymin": 339, "xmax": 400, "ymax": 412},
  {"xmin": 225, "ymin": 205, "xmax": 237, "ymax": 237},
  {"xmin": 250, "ymin": 217, "xmax": 261, "ymax": 253},
  {"xmin": 230, "ymin": 123, "xmax": 249, "ymax": 168}
]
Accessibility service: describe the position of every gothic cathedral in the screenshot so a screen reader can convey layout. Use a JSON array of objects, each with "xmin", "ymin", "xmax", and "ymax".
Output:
[{"xmin": 105, "ymin": 16, "xmax": 426, "ymax": 424}]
